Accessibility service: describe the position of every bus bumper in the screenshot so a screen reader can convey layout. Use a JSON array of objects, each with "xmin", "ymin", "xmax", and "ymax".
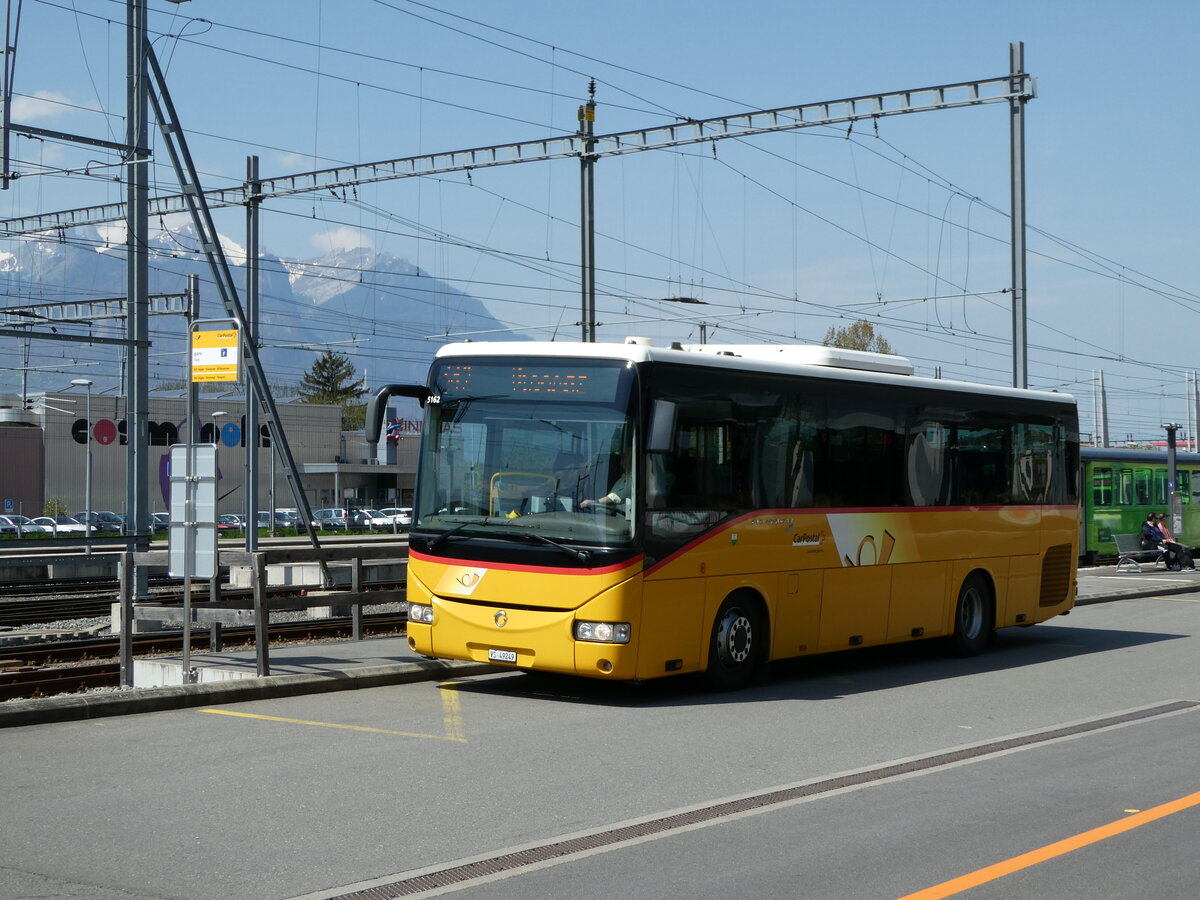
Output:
[{"xmin": 407, "ymin": 591, "xmax": 640, "ymax": 680}]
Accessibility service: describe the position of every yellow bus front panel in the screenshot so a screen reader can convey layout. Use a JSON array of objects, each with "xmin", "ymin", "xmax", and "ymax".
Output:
[{"xmin": 407, "ymin": 552, "xmax": 644, "ymax": 679}]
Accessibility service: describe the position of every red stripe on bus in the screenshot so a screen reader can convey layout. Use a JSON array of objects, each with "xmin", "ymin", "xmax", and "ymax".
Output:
[{"xmin": 643, "ymin": 504, "xmax": 1078, "ymax": 577}]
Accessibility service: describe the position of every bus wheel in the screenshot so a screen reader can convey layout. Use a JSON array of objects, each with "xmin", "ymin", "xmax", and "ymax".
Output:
[
  {"xmin": 950, "ymin": 574, "xmax": 993, "ymax": 656},
  {"xmin": 705, "ymin": 596, "xmax": 760, "ymax": 690}
]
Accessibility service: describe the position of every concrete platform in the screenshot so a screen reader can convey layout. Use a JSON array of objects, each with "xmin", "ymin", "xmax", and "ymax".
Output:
[
  {"xmin": 133, "ymin": 633, "xmax": 423, "ymax": 688},
  {"xmin": 228, "ymin": 558, "xmax": 407, "ymax": 588}
]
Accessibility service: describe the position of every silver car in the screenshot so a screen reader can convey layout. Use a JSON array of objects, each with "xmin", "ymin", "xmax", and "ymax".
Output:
[
  {"xmin": 32, "ymin": 515, "xmax": 88, "ymax": 535},
  {"xmin": 0, "ymin": 514, "xmax": 51, "ymax": 536}
]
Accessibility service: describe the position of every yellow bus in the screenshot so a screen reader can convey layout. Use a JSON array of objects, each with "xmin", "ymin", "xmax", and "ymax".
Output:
[{"xmin": 367, "ymin": 339, "xmax": 1079, "ymax": 689}]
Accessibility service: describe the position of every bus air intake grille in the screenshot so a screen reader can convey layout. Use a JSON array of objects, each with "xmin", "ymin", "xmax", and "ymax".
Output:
[{"xmin": 1039, "ymin": 543, "xmax": 1073, "ymax": 607}]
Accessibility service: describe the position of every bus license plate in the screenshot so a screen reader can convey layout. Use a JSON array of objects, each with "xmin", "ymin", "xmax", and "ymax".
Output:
[{"xmin": 488, "ymin": 649, "xmax": 518, "ymax": 663}]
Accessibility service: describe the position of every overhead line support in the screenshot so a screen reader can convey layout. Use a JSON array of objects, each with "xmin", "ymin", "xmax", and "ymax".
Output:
[{"xmin": 0, "ymin": 74, "xmax": 1034, "ymax": 237}]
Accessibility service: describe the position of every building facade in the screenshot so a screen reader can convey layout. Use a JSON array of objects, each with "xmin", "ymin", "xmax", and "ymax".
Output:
[{"xmin": 0, "ymin": 392, "xmax": 419, "ymax": 520}]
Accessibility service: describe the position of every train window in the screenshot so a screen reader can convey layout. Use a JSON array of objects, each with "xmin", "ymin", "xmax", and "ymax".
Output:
[
  {"xmin": 1155, "ymin": 470, "xmax": 1167, "ymax": 505},
  {"xmin": 1182, "ymin": 471, "xmax": 1192, "ymax": 504},
  {"xmin": 1092, "ymin": 467, "xmax": 1113, "ymax": 507},
  {"xmin": 1133, "ymin": 468, "xmax": 1152, "ymax": 505},
  {"xmin": 1117, "ymin": 469, "xmax": 1133, "ymax": 506}
]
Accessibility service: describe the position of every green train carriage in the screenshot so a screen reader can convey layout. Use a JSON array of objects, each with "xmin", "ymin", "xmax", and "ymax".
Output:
[{"xmin": 1080, "ymin": 447, "xmax": 1200, "ymax": 564}]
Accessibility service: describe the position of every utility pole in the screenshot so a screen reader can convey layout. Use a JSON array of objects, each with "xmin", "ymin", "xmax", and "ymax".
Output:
[
  {"xmin": 244, "ymin": 155, "xmax": 261, "ymax": 550},
  {"xmin": 1009, "ymin": 41, "xmax": 1030, "ymax": 389},
  {"xmin": 578, "ymin": 80, "xmax": 597, "ymax": 342},
  {"xmin": 1163, "ymin": 422, "xmax": 1181, "ymax": 534}
]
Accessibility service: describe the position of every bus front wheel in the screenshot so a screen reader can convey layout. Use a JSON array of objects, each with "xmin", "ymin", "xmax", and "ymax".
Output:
[
  {"xmin": 705, "ymin": 596, "xmax": 760, "ymax": 691},
  {"xmin": 950, "ymin": 574, "xmax": 993, "ymax": 656}
]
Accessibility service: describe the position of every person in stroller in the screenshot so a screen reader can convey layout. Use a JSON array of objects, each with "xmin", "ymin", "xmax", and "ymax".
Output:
[{"xmin": 1154, "ymin": 513, "xmax": 1195, "ymax": 570}]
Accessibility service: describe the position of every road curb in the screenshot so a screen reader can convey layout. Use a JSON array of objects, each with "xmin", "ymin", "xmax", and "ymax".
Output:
[
  {"xmin": 0, "ymin": 658, "xmax": 498, "ymax": 728},
  {"xmin": 1075, "ymin": 582, "xmax": 1200, "ymax": 605}
]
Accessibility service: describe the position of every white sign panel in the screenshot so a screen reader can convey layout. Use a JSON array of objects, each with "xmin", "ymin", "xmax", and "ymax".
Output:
[{"xmin": 168, "ymin": 444, "xmax": 219, "ymax": 579}]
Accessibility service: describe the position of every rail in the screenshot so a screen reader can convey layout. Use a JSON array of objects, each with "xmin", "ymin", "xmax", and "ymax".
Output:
[{"xmin": 119, "ymin": 546, "xmax": 409, "ymax": 682}]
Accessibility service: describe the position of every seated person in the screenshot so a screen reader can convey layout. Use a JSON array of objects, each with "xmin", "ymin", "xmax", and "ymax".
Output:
[
  {"xmin": 1155, "ymin": 513, "xmax": 1195, "ymax": 570},
  {"xmin": 580, "ymin": 456, "xmax": 630, "ymax": 510},
  {"xmin": 1141, "ymin": 512, "xmax": 1191, "ymax": 570}
]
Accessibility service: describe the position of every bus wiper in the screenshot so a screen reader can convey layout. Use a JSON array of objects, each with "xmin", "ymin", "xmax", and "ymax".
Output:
[
  {"xmin": 518, "ymin": 531, "xmax": 592, "ymax": 563},
  {"xmin": 427, "ymin": 522, "xmax": 475, "ymax": 550}
]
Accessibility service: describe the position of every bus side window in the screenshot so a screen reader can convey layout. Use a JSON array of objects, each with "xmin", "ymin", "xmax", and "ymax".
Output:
[
  {"xmin": 951, "ymin": 421, "xmax": 1013, "ymax": 506},
  {"xmin": 906, "ymin": 420, "xmax": 949, "ymax": 506}
]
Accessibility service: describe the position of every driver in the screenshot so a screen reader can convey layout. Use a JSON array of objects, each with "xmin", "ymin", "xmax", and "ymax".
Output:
[{"xmin": 580, "ymin": 454, "xmax": 630, "ymax": 509}]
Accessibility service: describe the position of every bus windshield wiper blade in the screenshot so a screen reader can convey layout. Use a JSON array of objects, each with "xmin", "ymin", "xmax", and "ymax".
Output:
[
  {"xmin": 427, "ymin": 522, "xmax": 474, "ymax": 550},
  {"xmin": 518, "ymin": 531, "xmax": 592, "ymax": 563}
]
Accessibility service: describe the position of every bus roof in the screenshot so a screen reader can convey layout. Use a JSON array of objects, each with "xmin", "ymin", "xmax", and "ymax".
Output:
[{"xmin": 433, "ymin": 339, "xmax": 1076, "ymax": 407}]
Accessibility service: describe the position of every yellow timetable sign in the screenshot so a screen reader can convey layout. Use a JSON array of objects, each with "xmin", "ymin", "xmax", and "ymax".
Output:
[{"xmin": 191, "ymin": 327, "xmax": 240, "ymax": 383}]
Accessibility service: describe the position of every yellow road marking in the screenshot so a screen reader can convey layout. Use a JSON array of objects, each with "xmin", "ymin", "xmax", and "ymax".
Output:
[
  {"xmin": 199, "ymin": 707, "xmax": 467, "ymax": 743},
  {"xmin": 439, "ymin": 681, "xmax": 466, "ymax": 743},
  {"xmin": 1157, "ymin": 596, "xmax": 1200, "ymax": 602},
  {"xmin": 897, "ymin": 790, "xmax": 1200, "ymax": 899}
]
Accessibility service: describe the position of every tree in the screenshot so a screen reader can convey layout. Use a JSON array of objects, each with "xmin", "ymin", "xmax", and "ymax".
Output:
[
  {"xmin": 297, "ymin": 351, "xmax": 368, "ymax": 430},
  {"xmin": 822, "ymin": 319, "xmax": 893, "ymax": 354}
]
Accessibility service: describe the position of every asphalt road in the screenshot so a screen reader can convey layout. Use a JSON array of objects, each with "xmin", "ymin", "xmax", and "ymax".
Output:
[{"xmin": 3, "ymin": 592, "xmax": 1198, "ymax": 900}]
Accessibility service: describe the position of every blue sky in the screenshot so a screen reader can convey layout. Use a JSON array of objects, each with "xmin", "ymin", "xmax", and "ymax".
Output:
[{"xmin": 3, "ymin": 0, "xmax": 1198, "ymax": 443}]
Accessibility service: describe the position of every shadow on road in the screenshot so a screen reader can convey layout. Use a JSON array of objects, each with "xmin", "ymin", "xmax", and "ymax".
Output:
[{"xmin": 445, "ymin": 620, "xmax": 1188, "ymax": 708}]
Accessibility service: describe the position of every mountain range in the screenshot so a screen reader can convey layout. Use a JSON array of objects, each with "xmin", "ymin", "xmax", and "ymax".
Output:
[{"xmin": 0, "ymin": 222, "xmax": 523, "ymax": 397}]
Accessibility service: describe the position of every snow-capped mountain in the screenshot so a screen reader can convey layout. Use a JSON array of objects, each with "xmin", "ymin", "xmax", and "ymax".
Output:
[{"xmin": 0, "ymin": 224, "xmax": 523, "ymax": 395}]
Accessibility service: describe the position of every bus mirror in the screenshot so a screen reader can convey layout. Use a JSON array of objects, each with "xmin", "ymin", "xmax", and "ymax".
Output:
[
  {"xmin": 365, "ymin": 384, "xmax": 431, "ymax": 446},
  {"xmin": 647, "ymin": 400, "xmax": 677, "ymax": 453}
]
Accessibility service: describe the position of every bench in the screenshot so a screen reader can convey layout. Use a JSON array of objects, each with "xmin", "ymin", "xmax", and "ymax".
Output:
[{"xmin": 1113, "ymin": 532, "xmax": 1165, "ymax": 573}]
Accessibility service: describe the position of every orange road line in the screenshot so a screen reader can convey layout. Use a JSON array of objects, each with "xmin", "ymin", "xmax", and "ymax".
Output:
[{"xmin": 897, "ymin": 789, "xmax": 1200, "ymax": 900}]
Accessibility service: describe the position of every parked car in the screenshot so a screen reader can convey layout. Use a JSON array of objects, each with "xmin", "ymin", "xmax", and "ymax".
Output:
[
  {"xmin": 113, "ymin": 512, "xmax": 165, "ymax": 535},
  {"xmin": 367, "ymin": 509, "xmax": 397, "ymax": 529},
  {"xmin": 150, "ymin": 512, "xmax": 170, "ymax": 533},
  {"xmin": 313, "ymin": 507, "xmax": 349, "ymax": 530},
  {"xmin": 348, "ymin": 508, "xmax": 391, "ymax": 530},
  {"xmin": 218, "ymin": 514, "xmax": 244, "ymax": 532},
  {"xmin": 377, "ymin": 507, "xmax": 413, "ymax": 531},
  {"xmin": 0, "ymin": 514, "xmax": 51, "ymax": 535},
  {"xmin": 32, "ymin": 515, "xmax": 88, "ymax": 535},
  {"xmin": 73, "ymin": 511, "xmax": 124, "ymax": 533},
  {"xmin": 256, "ymin": 511, "xmax": 295, "ymax": 529}
]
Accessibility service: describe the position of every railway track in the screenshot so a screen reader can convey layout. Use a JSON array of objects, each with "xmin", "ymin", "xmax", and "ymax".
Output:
[
  {"xmin": 0, "ymin": 579, "xmax": 404, "ymax": 628},
  {"xmin": 0, "ymin": 615, "xmax": 408, "ymax": 701}
]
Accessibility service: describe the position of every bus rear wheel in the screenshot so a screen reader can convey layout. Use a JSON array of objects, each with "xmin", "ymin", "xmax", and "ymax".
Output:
[
  {"xmin": 705, "ymin": 596, "xmax": 760, "ymax": 691},
  {"xmin": 950, "ymin": 573, "xmax": 993, "ymax": 656}
]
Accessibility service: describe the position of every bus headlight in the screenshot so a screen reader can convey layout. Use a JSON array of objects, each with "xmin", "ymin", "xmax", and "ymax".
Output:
[
  {"xmin": 409, "ymin": 603, "xmax": 434, "ymax": 625},
  {"xmin": 574, "ymin": 620, "xmax": 630, "ymax": 644}
]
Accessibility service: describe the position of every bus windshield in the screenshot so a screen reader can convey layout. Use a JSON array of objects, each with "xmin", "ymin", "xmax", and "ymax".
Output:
[{"xmin": 415, "ymin": 357, "xmax": 638, "ymax": 548}]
